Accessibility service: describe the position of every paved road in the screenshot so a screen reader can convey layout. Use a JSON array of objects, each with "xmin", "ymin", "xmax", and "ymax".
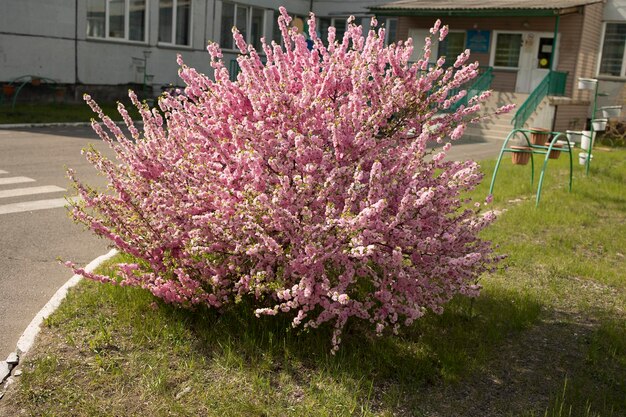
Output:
[
  {"xmin": 0, "ymin": 125, "xmax": 503, "ymax": 362},
  {"xmin": 0, "ymin": 126, "xmax": 115, "ymax": 360}
]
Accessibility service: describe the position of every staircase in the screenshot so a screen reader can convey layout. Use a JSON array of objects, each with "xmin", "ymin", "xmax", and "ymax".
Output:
[{"xmin": 463, "ymin": 92, "xmax": 554, "ymax": 142}]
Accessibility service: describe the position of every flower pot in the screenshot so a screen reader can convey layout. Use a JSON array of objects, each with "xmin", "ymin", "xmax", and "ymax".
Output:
[
  {"xmin": 2, "ymin": 84, "xmax": 15, "ymax": 97},
  {"xmin": 581, "ymin": 131, "xmax": 595, "ymax": 151},
  {"xmin": 600, "ymin": 106, "xmax": 622, "ymax": 118},
  {"xmin": 547, "ymin": 142, "xmax": 563, "ymax": 159},
  {"xmin": 30, "ymin": 77, "xmax": 41, "ymax": 86},
  {"xmin": 579, "ymin": 152, "xmax": 593, "ymax": 166},
  {"xmin": 591, "ymin": 118, "xmax": 608, "ymax": 131},
  {"xmin": 530, "ymin": 128, "xmax": 550, "ymax": 146},
  {"xmin": 566, "ymin": 130, "xmax": 582, "ymax": 144},
  {"xmin": 577, "ymin": 78, "xmax": 597, "ymax": 90},
  {"xmin": 510, "ymin": 146, "xmax": 532, "ymax": 165}
]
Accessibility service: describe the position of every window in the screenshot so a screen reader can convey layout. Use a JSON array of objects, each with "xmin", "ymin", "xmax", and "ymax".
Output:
[
  {"xmin": 221, "ymin": 3, "xmax": 265, "ymax": 51},
  {"xmin": 384, "ymin": 18, "xmax": 397, "ymax": 45},
  {"xmin": 599, "ymin": 23, "xmax": 626, "ymax": 77},
  {"xmin": 438, "ymin": 31, "xmax": 466, "ymax": 60},
  {"xmin": 87, "ymin": 0, "xmax": 147, "ymax": 42},
  {"xmin": 159, "ymin": 0, "xmax": 192, "ymax": 46},
  {"xmin": 318, "ymin": 17, "xmax": 349, "ymax": 44},
  {"xmin": 493, "ymin": 33, "xmax": 522, "ymax": 68}
]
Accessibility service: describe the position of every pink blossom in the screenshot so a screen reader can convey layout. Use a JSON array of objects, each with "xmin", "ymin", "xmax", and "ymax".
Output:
[{"xmin": 67, "ymin": 12, "xmax": 506, "ymax": 352}]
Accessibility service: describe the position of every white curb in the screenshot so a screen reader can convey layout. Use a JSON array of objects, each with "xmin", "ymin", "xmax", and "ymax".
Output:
[{"xmin": 16, "ymin": 249, "xmax": 119, "ymax": 355}]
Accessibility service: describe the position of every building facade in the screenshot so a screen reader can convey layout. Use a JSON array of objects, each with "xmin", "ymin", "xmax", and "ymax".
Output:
[{"xmin": 0, "ymin": 0, "xmax": 388, "ymax": 101}]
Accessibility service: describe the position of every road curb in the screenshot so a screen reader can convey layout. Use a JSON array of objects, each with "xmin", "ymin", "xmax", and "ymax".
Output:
[
  {"xmin": 0, "ymin": 122, "xmax": 95, "ymax": 129},
  {"xmin": 0, "ymin": 248, "xmax": 119, "ymax": 392}
]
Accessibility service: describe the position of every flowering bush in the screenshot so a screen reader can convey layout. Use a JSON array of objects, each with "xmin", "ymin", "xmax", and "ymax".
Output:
[{"xmin": 67, "ymin": 9, "xmax": 511, "ymax": 351}]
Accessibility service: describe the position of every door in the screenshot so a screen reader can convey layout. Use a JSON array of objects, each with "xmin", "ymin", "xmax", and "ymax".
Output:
[{"xmin": 515, "ymin": 32, "xmax": 555, "ymax": 93}]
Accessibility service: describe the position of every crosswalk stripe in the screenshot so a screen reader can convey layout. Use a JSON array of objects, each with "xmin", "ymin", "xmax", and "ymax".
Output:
[
  {"xmin": 0, "ymin": 170, "xmax": 8, "ymax": 175},
  {"xmin": 0, "ymin": 176, "xmax": 35, "ymax": 186},
  {"xmin": 0, "ymin": 196, "xmax": 81, "ymax": 215},
  {"xmin": 0, "ymin": 185, "xmax": 66, "ymax": 199}
]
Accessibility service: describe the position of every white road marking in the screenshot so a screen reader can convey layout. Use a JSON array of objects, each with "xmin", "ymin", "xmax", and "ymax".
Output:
[
  {"xmin": 0, "ymin": 185, "xmax": 66, "ymax": 199},
  {"xmin": 0, "ymin": 170, "xmax": 8, "ymax": 174},
  {"xmin": 0, "ymin": 176, "xmax": 35, "ymax": 186},
  {"xmin": 0, "ymin": 196, "xmax": 80, "ymax": 215}
]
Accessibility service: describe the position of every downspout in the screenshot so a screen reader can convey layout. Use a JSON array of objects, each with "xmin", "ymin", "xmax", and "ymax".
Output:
[
  {"xmin": 74, "ymin": 0, "xmax": 79, "ymax": 100},
  {"xmin": 309, "ymin": 0, "xmax": 314, "ymax": 14}
]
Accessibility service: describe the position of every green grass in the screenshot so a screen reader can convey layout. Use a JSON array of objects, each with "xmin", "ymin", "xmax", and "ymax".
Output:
[
  {"xmin": 0, "ymin": 102, "xmax": 140, "ymax": 124},
  {"xmin": 1, "ymin": 148, "xmax": 625, "ymax": 416}
]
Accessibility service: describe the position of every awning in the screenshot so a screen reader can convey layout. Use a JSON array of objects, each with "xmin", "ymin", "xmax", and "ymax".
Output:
[{"xmin": 369, "ymin": 0, "xmax": 604, "ymax": 16}]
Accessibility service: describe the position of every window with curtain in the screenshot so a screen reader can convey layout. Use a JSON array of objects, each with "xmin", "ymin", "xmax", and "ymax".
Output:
[
  {"xmin": 599, "ymin": 23, "xmax": 626, "ymax": 77},
  {"xmin": 87, "ymin": 0, "xmax": 146, "ymax": 42},
  {"xmin": 438, "ymin": 31, "xmax": 466, "ymax": 61},
  {"xmin": 493, "ymin": 33, "xmax": 522, "ymax": 68}
]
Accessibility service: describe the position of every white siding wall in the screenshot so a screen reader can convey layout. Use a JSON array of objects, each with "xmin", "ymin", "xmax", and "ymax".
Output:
[{"xmin": 0, "ymin": 0, "xmax": 380, "ymax": 91}]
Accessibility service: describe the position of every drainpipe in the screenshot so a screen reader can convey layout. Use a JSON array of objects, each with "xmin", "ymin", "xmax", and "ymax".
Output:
[{"xmin": 74, "ymin": 0, "xmax": 79, "ymax": 100}]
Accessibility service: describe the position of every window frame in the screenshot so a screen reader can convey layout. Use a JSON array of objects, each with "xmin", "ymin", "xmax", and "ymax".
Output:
[
  {"xmin": 597, "ymin": 22, "xmax": 626, "ymax": 79},
  {"xmin": 437, "ymin": 30, "xmax": 466, "ymax": 61},
  {"xmin": 158, "ymin": 0, "xmax": 193, "ymax": 47},
  {"xmin": 86, "ymin": 0, "xmax": 148, "ymax": 44},
  {"xmin": 221, "ymin": 2, "xmax": 267, "ymax": 52},
  {"xmin": 384, "ymin": 17, "xmax": 398, "ymax": 45},
  {"xmin": 489, "ymin": 30, "xmax": 523, "ymax": 70}
]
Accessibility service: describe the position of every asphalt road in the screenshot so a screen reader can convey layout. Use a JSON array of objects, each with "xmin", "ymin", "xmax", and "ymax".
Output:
[
  {"xmin": 0, "ymin": 126, "xmax": 115, "ymax": 360},
  {"xmin": 0, "ymin": 125, "xmax": 503, "ymax": 362}
]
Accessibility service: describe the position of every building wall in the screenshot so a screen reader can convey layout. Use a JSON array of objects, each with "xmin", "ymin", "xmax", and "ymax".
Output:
[
  {"xmin": 4, "ymin": 0, "xmax": 381, "ymax": 98},
  {"xmin": 395, "ymin": 10, "xmax": 596, "ymax": 98},
  {"xmin": 574, "ymin": 2, "xmax": 604, "ymax": 101}
]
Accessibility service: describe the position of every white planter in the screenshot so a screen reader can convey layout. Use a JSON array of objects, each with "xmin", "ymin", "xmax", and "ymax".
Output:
[
  {"xmin": 592, "ymin": 118, "xmax": 608, "ymax": 131},
  {"xmin": 581, "ymin": 131, "xmax": 595, "ymax": 151},
  {"xmin": 556, "ymin": 139, "xmax": 574, "ymax": 148},
  {"xmin": 577, "ymin": 78, "xmax": 597, "ymax": 90},
  {"xmin": 579, "ymin": 152, "xmax": 593, "ymax": 166},
  {"xmin": 566, "ymin": 130, "xmax": 583, "ymax": 144},
  {"xmin": 600, "ymin": 106, "xmax": 622, "ymax": 118}
]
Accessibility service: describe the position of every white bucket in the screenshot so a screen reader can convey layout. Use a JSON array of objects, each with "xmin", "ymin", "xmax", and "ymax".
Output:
[
  {"xmin": 566, "ymin": 130, "xmax": 582, "ymax": 144},
  {"xmin": 581, "ymin": 131, "xmax": 595, "ymax": 151},
  {"xmin": 578, "ymin": 152, "xmax": 593, "ymax": 165},
  {"xmin": 592, "ymin": 118, "xmax": 608, "ymax": 131},
  {"xmin": 600, "ymin": 106, "xmax": 622, "ymax": 118},
  {"xmin": 577, "ymin": 78, "xmax": 597, "ymax": 90}
]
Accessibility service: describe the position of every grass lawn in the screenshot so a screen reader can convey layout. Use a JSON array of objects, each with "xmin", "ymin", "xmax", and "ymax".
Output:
[
  {"xmin": 0, "ymin": 102, "xmax": 140, "ymax": 124},
  {"xmin": 0, "ymin": 147, "xmax": 624, "ymax": 417}
]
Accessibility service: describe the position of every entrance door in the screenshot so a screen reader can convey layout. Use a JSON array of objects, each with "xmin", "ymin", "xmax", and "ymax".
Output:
[{"xmin": 515, "ymin": 32, "xmax": 556, "ymax": 93}]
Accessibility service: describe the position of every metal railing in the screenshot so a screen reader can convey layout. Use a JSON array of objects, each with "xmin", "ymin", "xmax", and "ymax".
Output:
[
  {"xmin": 448, "ymin": 66, "xmax": 494, "ymax": 112},
  {"xmin": 512, "ymin": 70, "xmax": 568, "ymax": 129}
]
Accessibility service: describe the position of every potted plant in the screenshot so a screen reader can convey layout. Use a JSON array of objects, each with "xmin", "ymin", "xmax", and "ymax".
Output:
[
  {"xmin": 600, "ymin": 106, "xmax": 622, "ymax": 118},
  {"xmin": 578, "ymin": 78, "xmax": 597, "ymax": 90},
  {"xmin": 510, "ymin": 146, "xmax": 532, "ymax": 165},
  {"xmin": 547, "ymin": 142, "xmax": 563, "ymax": 159},
  {"xmin": 581, "ymin": 131, "xmax": 595, "ymax": 151},
  {"xmin": 530, "ymin": 127, "xmax": 550, "ymax": 146},
  {"xmin": 578, "ymin": 152, "xmax": 593, "ymax": 166},
  {"xmin": 2, "ymin": 84, "xmax": 15, "ymax": 97},
  {"xmin": 592, "ymin": 118, "xmax": 608, "ymax": 131},
  {"xmin": 31, "ymin": 77, "xmax": 41, "ymax": 86},
  {"xmin": 566, "ymin": 130, "xmax": 582, "ymax": 145}
]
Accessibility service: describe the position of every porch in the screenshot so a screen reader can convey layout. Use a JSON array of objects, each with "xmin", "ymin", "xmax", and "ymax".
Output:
[{"xmin": 370, "ymin": 0, "xmax": 605, "ymax": 139}]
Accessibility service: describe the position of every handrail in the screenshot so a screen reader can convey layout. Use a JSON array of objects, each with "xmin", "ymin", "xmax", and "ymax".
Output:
[
  {"xmin": 512, "ymin": 70, "xmax": 568, "ymax": 129},
  {"xmin": 449, "ymin": 66, "xmax": 494, "ymax": 112}
]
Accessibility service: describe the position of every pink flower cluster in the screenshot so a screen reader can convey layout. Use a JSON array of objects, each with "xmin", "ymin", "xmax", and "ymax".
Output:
[{"xmin": 68, "ymin": 9, "xmax": 508, "ymax": 352}]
